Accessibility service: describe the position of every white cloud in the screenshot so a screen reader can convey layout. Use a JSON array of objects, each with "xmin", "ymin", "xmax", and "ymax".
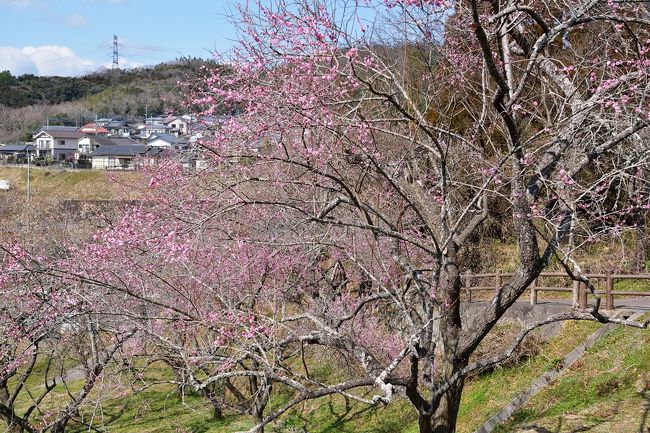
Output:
[
  {"xmin": 0, "ymin": 45, "xmax": 97, "ymax": 76},
  {"xmin": 0, "ymin": 47, "xmax": 38, "ymax": 75},
  {"xmin": 115, "ymin": 57, "xmax": 143, "ymax": 69}
]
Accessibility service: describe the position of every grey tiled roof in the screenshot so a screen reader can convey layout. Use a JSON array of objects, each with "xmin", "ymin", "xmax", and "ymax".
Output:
[
  {"xmin": 147, "ymin": 133, "xmax": 184, "ymax": 144},
  {"xmin": 36, "ymin": 130, "xmax": 84, "ymax": 139},
  {"xmin": 92, "ymin": 145, "xmax": 149, "ymax": 157},
  {"xmin": 92, "ymin": 145, "xmax": 165, "ymax": 157},
  {"xmin": 88, "ymin": 136, "xmax": 139, "ymax": 147},
  {"xmin": 0, "ymin": 144, "xmax": 35, "ymax": 153}
]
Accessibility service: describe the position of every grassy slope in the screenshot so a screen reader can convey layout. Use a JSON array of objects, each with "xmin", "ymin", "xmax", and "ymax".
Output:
[
  {"xmin": 0, "ymin": 167, "xmax": 144, "ymax": 200},
  {"xmin": 497, "ymin": 322, "xmax": 650, "ymax": 433},
  {"xmin": 86, "ymin": 321, "xmax": 645, "ymax": 433},
  {"xmin": 9, "ymin": 321, "xmax": 648, "ymax": 433}
]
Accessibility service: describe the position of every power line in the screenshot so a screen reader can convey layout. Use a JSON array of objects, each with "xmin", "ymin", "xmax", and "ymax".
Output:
[
  {"xmin": 5, "ymin": 45, "xmax": 111, "ymax": 76},
  {"xmin": 118, "ymin": 42, "xmax": 209, "ymax": 54},
  {"xmin": 8, "ymin": 53, "xmax": 112, "ymax": 77}
]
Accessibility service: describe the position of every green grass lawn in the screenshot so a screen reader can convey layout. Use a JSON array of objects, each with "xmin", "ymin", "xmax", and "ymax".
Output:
[{"xmin": 496, "ymin": 322, "xmax": 650, "ymax": 433}]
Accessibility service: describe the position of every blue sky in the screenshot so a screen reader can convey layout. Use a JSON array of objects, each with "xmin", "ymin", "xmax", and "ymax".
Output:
[{"xmin": 0, "ymin": 0, "xmax": 239, "ymax": 76}]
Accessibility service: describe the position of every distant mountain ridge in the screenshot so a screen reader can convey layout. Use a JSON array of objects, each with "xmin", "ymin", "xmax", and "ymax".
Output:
[{"xmin": 0, "ymin": 58, "xmax": 216, "ymax": 108}]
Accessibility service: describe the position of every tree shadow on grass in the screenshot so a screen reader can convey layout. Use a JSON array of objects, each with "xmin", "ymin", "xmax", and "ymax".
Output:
[
  {"xmin": 639, "ymin": 392, "xmax": 649, "ymax": 433},
  {"xmin": 283, "ymin": 396, "xmax": 407, "ymax": 433}
]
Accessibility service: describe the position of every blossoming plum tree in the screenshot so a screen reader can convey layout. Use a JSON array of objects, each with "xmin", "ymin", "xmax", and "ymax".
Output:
[
  {"xmin": 0, "ymin": 212, "xmax": 135, "ymax": 433},
  {"xmin": 178, "ymin": 0, "xmax": 650, "ymax": 430},
  {"xmin": 7, "ymin": 0, "xmax": 650, "ymax": 432}
]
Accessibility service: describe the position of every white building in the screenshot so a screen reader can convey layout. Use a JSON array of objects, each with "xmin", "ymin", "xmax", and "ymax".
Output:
[
  {"xmin": 33, "ymin": 130, "xmax": 84, "ymax": 160},
  {"xmin": 166, "ymin": 116, "xmax": 193, "ymax": 136}
]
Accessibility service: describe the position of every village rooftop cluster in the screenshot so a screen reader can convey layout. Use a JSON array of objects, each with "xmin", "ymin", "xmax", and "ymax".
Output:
[{"xmin": 0, "ymin": 115, "xmax": 214, "ymax": 170}]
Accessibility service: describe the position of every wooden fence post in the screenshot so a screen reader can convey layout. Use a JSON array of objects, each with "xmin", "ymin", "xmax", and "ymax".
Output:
[
  {"xmin": 495, "ymin": 269, "xmax": 502, "ymax": 296},
  {"xmin": 605, "ymin": 269, "xmax": 614, "ymax": 310},
  {"xmin": 572, "ymin": 280, "xmax": 580, "ymax": 308},
  {"xmin": 579, "ymin": 281, "xmax": 588, "ymax": 311},
  {"xmin": 529, "ymin": 278, "xmax": 537, "ymax": 305}
]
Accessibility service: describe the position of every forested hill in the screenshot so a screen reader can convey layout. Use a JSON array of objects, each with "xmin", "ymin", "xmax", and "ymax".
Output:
[
  {"xmin": 0, "ymin": 58, "xmax": 220, "ymax": 143},
  {"xmin": 0, "ymin": 58, "xmax": 216, "ymax": 108}
]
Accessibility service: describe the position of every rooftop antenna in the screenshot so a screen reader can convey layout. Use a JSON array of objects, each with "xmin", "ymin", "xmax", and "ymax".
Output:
[{"xmin": 112, "ymin": 35, "xmax": 119, "ymax": 69}]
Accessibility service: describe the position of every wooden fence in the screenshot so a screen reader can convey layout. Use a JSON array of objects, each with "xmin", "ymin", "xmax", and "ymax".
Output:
[{"xmin": 463, "ymin": 270, "xmax": 650, "ymax": 310}]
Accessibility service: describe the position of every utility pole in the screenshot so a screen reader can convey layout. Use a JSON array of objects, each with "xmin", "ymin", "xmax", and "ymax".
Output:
[
  {"xmin": 112, "ymin": 35, "xmax": 119, "ymax": 69},
  {"xmin": 27, "ymin": 147, "xmax": 31, "ymax": 201}
]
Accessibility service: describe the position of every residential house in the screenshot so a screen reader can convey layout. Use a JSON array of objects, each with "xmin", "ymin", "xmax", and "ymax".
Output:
[
  {"xmin": 77, "ymin": 136, "xmax": 140, "ymax": 168},
  {"xmin": 166, "ymin": 116, "xmax": 193, "ymax": 136},
  {"xmin": 91, "ymin": 145, "xmax": 163, "ymax": 170},
  {"xmin": 33, "ymin": 129, "xmax": 84, "ymax": 160},
  {"xmin": 105, "ymin": 120, "xmax": 133, "ymax": 137},
  {"xmin": 135, "ymin": 122, "xmax": 169, "ymax": 139},
  {"xmin": 77, "ymin": 136, "xmax": 139, "ymax": 154},
  {"xmin": 0, "ymin": 143, "xmax": 35, "ymax": 162},
  {"xmin": 147, "ymin": 133, "xmax": 188, "ymax": 150}
]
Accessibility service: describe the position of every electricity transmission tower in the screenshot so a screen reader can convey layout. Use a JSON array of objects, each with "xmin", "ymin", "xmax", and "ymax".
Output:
[{"xmin": 112, "ymin": 35, "xmax": 119, "ymax": 69}]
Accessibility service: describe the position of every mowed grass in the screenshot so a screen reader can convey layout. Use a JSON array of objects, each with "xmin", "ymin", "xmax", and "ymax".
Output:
[
  {"xmin": 0, "ymin": 167, "xmax": 142, "ymax": 200},
  {"xmin": 456, "ymin": 321, "xmax": 602, "ymax": 433},
  {"xmin": 496, "ymin": 319, "xmax": 650, "ymax": 433},
  {"xmin": 7, "ymin": 322, "xmax": 632, "ymax": 433}
]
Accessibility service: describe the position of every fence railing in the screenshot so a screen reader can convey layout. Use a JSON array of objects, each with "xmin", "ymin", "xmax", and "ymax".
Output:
[{"xmin": 463, "ymin": 270, "xmax": 650, "ymax": 310}]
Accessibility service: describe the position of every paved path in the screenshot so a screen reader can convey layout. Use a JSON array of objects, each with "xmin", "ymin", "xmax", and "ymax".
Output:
[{"xmin": 465, "ymin": 297, "xmax": 650, "ymax": 313}]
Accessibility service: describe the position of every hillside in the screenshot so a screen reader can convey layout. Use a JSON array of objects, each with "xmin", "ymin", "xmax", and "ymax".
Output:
[{"xmin": 0, "ymin": 59, "xmax": 215, "ymax": 108}]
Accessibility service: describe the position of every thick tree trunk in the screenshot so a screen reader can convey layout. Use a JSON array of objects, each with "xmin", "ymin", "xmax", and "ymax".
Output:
[
  {"xmin": 0, "ymin": 380, "xmax": 23, "ymax": 433},
  {"xmin": 248, "ymin": 370, "xmax": 269, "ymax": 433},
  {"xmin": 433, "ymin": 247, "xmax": 464, "ymax": 433},
  {"xmin": 418, "ymin": 413, "xmax": 433, "ymax": 433},
  {"xmin": 412, "ymin": 375, "xmax": 465, "ymax": 433},
  {"xmin": 205, "ymin": 384, "xmax": 224, "ymax": 420},
  {"xmin": 252, "ymin": 406, "xmax": 265, "ymax": 433},
  {"xmin": 431, "ymin": 381, "xmax": 464, "ymax": 433}
]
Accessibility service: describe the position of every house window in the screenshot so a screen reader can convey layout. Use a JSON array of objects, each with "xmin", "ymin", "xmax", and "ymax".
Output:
[{"xmin": 59, "ymin": 140, "xmax": 65, "ymax": 145}]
